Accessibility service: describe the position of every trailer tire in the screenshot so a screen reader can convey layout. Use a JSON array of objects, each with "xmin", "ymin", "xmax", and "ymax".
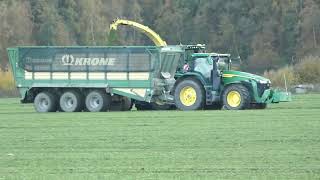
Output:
[
  {"xmin": 59, "ymin": 90, "xmax": 83, "ymax": 112},
  {"xmin": 222, "ymin": 84, "xmax": 250, "ymax": 110},
  {"xmin": 85, "ymin": 90, "xmax": 111, "ymax": 112},
  {"xmin": 120, "ymin": 97, "xmax": 133, "ymax": 111},
  {"xmin": 34, "ymin": 92, "xmax": 58, "ymax": 113},
  {"xmin": 110, "ymin": 97, "xmax": 133, "ymax": 111},
  {"xmin": 174, "ymin": 79, "xmax": 204, "ymax": 111}
]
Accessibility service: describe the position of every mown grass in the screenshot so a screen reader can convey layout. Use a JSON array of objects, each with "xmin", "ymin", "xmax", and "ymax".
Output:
[{"xmin": 0, "ymin": 94, "xmax": 319, "ymax": 179}]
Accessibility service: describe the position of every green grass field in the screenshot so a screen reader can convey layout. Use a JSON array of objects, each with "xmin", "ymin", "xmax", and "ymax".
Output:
[{"xmin": 0, "ymin": 94, "xmax": 320, "ymax": 179}]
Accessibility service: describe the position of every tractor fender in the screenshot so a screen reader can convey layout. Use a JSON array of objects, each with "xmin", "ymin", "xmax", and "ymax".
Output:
[
  {"xmin": 173, "ymin": 73, "xmax": 207, "ymax": 92},
  {"xmin": 221, "ymin": 80, "xmax": 255, "ymax": 101}
]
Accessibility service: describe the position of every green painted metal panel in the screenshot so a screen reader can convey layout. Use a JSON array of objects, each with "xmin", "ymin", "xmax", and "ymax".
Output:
[{"xmin": 7, "ymin": 46, "xmax": 184, "ymax": 102}]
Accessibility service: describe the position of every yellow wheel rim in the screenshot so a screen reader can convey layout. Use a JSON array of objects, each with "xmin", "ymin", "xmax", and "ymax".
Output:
[
  {"xmin": 227, "ymin": 91, "xmax": 241, "ymax": 108},
  {"xmin": 180, "ymin": 86, "xmax": 197, "ymax": 107}
]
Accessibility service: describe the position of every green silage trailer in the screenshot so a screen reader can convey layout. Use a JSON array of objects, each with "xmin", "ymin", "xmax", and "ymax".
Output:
[{"xmin": 7, "ymin": 46, "xmax": 184, "ymax": 112}]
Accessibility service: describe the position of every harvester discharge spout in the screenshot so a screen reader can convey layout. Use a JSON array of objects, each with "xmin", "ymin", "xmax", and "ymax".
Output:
[{"xmin": 110, "ymin": 19, "xmax": 167, "ymax": 47}]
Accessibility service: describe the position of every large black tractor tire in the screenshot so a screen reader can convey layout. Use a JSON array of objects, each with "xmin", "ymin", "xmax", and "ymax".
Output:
[
  {"xmin": 251, "ymin": 103, "xmax": 267, "ymax": 109},
  {"xmin": 59, "ymin": 90, "xmax": 83, "ymax": 112},
  {"xmin": 85, "ymin": 90, "xmax": 111, "ymax": 112},
  {"xmin": 34, "ymin": 91, "xmax": 58, "ymax": 113},
  {"xmin": 174, "ymin": 79, "xmax": 204, "ymax": 111},
  {"xmin": 222, "ymin": 84, "xmax": 251, "ymax": 110}
]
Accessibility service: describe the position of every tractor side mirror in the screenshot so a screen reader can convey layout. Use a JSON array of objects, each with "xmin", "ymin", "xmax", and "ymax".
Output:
[
  {"xmin": 230, "ymin": 56, "xmax": 242, "ymax": 70},
  {"xmin": 232, "ymin": 56, "xmax": 241, "ymax": 63}
]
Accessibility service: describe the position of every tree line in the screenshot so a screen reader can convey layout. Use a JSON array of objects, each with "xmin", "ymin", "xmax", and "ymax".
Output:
[{"xmin": 0, "ymin": 0, "xmax": 320, "ymax": 73}]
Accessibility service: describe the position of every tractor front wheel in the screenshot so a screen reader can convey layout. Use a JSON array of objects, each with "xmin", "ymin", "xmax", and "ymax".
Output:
[{"xmin": 222, "ymin": 84, "xmax": 250, "ymax": 110}]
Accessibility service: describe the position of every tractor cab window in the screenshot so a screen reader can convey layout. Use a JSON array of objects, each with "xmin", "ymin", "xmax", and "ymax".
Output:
[
  {"xmin": 211, "ymin": 56, "xmax": 229, "ymax": 71},
  {"xmin": 194, "ymin": 57, "xmax": 212, "ymax": 79},
  {"xmin": 217, "ymin": 57, "xmax": 228, "ymax": 71}
]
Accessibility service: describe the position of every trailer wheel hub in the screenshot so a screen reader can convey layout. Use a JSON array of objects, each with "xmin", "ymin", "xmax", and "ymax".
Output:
[
  {"xmin": 89, "ymin": 96, "xmax": 100, "ymax": 108},
  {"xmin": 38, "ymin": 98, "xmax": 50, "ymax": 110},
  {"xmin": 65, "ymin": 97, "xmax": 75, "ymax": 108},
  {"xmin": 227, "ymin": 91, "xmax": 241, "ymax": 108},
  {"xmin": 180, "ymin": 86, "xmax": 197, "ymax": 107}
]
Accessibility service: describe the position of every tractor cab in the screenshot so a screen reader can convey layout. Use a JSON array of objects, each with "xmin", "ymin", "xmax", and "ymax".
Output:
[
  {"xmin": 184, "ymin": 53, "xmax": 230, "ymax": 77},
  {"xmin": 188, "ymin": 53, "xmax": 232, "ymax": 91},
  {"xmin": 183, "ymin": 52, "xmax": 232, "ymax": 73}
]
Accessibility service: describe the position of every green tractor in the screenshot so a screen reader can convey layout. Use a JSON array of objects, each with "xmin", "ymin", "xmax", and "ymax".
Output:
[
  {"xmin": 111, "ymin": 19, "xmax": 291, "ymax": 110},
  {"xmin": 173, "ymin": 50, "xmax": 291, "ymax": 110}
]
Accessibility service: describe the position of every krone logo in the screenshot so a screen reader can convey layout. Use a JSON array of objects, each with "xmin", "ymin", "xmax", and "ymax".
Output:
[
  {"xmin": 61, "ymin": 54, "xmax": 116, "ymax": 66},
  {"xmin": 62, "ymin": 54, "xmax": 74, "ymax": 65}
]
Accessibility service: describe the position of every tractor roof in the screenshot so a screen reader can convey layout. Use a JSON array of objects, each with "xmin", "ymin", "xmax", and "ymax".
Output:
[{"xmin": 192, "ymin": 53, "xmax": 231, "ymax": 58}]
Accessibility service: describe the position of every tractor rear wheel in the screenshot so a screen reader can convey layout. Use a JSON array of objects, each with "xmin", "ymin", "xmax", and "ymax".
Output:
[
  {"xmin": 34, "ymin": 91, "xmax": 58, "ymax": 113},
  {"xmin": 174, "ymin": 79, "xmax": 204, "ymax": 111},
  {"xmin": 59, "ymin": 90, "xmax": 83, "ymax": 112},
  {"xmin": 222, "ymin": 84, "xmax": 250, "ymax": 110},
  {"xmin": 85, "ymin": 90, "xmax": 111, "ymax": 112}
]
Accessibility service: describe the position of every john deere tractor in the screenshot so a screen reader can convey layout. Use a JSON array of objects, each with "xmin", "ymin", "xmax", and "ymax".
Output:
[
  {"xmin": 174, "ymin": 51, "xmax": 291, "ymax": 110},
  {"xmin": 110, "ymin": 19, "xmax": 291, "ymax": 110}
]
